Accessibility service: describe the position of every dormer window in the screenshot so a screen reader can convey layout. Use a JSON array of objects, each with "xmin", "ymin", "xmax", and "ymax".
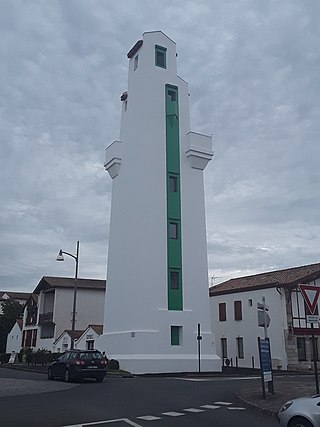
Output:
[{"xmin": 155, "ymin": 45, "xmax": 167, "ymax": 69}]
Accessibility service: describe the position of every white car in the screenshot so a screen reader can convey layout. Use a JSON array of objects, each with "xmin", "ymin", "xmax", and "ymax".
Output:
[{"xmin": 278, "ymin": 395, "xmax": 320, "ymax": 427}]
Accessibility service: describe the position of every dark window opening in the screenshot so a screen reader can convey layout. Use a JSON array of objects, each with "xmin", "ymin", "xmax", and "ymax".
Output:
[
  {"xmin": 297, "ymin": 337, "xmax": 307, "ymax": 361},
  {"xmin": 170, "ymin": 271, "xmax": 179, "ymax": 289},
  {"xmin": 169, "ymin": 175, "xmax": 178, "ymax": 192},
  {"xmin": 221, "ymin": 338, "xmax": 227, "ymax": 359},
  {"xmin": 168, "ymin": 90, "xmax": 176, "ymax": 102},
  {"xmin": 169, "ymin": 222, "xmax": 178, "ymax": 239},
  {"xmin": 234, "ymin": 300, "xmax": 242, "ymax": 321},
  {"xmin": 219, "ymin": 302, "xmax": 226, "ymax": 321},
  {"xmin": 155, "ymin": 45, "xmax": 166, "ymax": 69}
]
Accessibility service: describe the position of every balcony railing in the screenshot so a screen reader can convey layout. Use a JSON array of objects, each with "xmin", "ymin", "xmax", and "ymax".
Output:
[{"xmin": 38, "ymin": 312, "xmax": 54, "ymax": 323}]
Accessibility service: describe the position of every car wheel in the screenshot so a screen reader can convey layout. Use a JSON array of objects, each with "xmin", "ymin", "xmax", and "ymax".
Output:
[
  {"xmin": 96, "ymin": 376, "xmax": 104, "ymax": 383},
  {"xmin": 48, "ymin": 367, "xmax": 54, "ymax": 380},
  {"xmin": 288, "ymin": 417, "xmax": 314, "ymax": 427},
  {"xmin": 64, "ymin": 369, "xmax": 71, "ymax": 382}
]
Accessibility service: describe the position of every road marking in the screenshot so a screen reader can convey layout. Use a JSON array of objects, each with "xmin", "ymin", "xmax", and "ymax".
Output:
[
  {"xmin": 162, "ymin": 411, "xmax": 185, "ymax": 417},
  {"xmin": 137, "ymin": 415, "xmax": 162, "ymax": 421},
  {"xmin": 62, "ymin": 418, "xmax": 142, "ymax": 427},
  {"xmin": 183, "ymin": 408, "xmax": 205, "ymax": 413},
  {"xmin": 214, "ymin": 401, "xmax": 233, "ymax": 405},
  {"xmin": 200, "ymin": 405, "xmax": 220, "ymax": 409},
  {"xmin": 228, "ymin": 407, "xmax": 246, "ymax": 410}
]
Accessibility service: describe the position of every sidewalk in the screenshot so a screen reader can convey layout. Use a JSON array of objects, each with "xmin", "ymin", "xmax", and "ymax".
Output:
[{"xmin": 237, "ymin": 375, "xmax": 318, "ymax": 416}]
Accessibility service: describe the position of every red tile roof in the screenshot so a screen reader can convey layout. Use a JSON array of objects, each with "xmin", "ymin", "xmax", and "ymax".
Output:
[{"xmin": 209, "ymin": 262, "xmax": 320, "ymax": 296}]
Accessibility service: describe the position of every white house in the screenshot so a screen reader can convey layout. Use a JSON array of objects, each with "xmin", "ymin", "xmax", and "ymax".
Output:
[
  {"xmin": 6, "ymin": 319, "xmax": 23, "ymax": 354},
  {"xmin": 31, "ymin": 276, "xmax": 106, "ymax": 351},
  {"xmin": 100, "ymin": 31, "xmax": 220, "ymax": 374},
  {"xmin": 209, "ymin": 262, "xmax": 320, "ymax": 371},
  {"xmin": 53, "ymin": 325, "xmax": 103, "ymax": 352},
  {"xmin": 76, "ymin": 325, "xmax": 103, "ymax": 351}
]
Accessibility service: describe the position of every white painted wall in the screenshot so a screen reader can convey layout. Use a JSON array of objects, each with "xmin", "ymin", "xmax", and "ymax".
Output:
[
  {"xmin": 6, "ymin": 322, "xmax": 22, "ymax": 354},
  {"xmin": 100, "ymin": 31, "xmax": 220, "ymax": 373},
  {"xmin": 210, "ymin": 287, "xmax": 288, "ymax": 370}
]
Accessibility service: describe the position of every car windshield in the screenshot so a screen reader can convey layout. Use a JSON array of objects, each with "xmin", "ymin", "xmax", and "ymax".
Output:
[{"xmin": 79, "ymin": 352, "xmax": 103, "ymax": 360}]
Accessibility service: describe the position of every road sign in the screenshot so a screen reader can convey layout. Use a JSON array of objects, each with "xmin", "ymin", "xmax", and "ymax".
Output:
[
  {"xmin": 298, "ymin": 284, "xmax": 320, "ymax": 314},
  {"xmin": 306, "ymin": 315, "xmax": 320, "ymax": 324},
  {"xmin": 257, "ymin": 300, "xmax": 270, "ymax": 328}
]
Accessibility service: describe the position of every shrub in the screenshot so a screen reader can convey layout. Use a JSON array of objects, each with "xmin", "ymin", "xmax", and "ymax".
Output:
[{"xmin": 107, "ymin": 359, "xmax": 120, "ymax": 370}]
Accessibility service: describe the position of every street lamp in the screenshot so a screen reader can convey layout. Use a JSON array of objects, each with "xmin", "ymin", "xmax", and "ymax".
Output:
[{"xmin": 56, "ymin": 240, "xmax": 79, "ymax": 350}]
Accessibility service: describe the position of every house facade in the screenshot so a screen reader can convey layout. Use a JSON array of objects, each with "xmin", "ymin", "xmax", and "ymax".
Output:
[
  {"xmin": 6, "ymin": 319, "xmax": 23, "ymax": 354},
  {"xmin": 210, "ymin": 262, "xmax": 320, "ymax": 371},
  {"xmin": 9, "ymin": 276, "xmax": 106, "ymax": 353}
]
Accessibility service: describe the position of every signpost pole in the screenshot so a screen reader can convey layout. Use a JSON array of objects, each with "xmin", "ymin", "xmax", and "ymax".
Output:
[
  {"xmin": 311, "ymin": 323, "xmax": 319, "ymax": 394},
  {"xmin": 197, "ymin": 323, "xmax": 202, "ymax": 374}
]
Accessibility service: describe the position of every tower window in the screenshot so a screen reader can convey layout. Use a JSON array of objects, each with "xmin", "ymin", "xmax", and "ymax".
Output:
[
  {"xmin": 171, "ymin": 326, "xmax": 182, "ymax": 345},
  {"xmin": 169, "ymin": 222, "xmax": 178, "ymax": 239},
  {"xmin": 170, "ymin": 271, "xmax": 179, "ymax": 289},
  {"xmin": 155, "ymin": 45, "xmax": 167, "ymax": 69},
  {"xmin": 134, "ymin": 54, "xmax": 138, "ymax": 71},
  {"xmin": 169, "ymin": 175, "xmax": 178, "ymax": 192},
  {"xmin": 168, "ymin": 90, "xmax": 176, "ymax": 102}
]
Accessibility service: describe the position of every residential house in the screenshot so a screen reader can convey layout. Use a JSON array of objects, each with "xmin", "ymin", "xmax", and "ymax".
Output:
[
  {"xmin": 209, "ymin": 262, "xmax": 320, "ymax": 371},
  {"xmin": 0, "ymin": 291, "xmax": 30, "ymax": 314},
  {"xmin": 32, "ymin": 276, "xmax": 106, "ymax": 351},
  {"xmin": 6, "ymin": 319, "xmax": 23, "ymax": 354},
  {"xmin": 53, "ymin": 325, "xmax": 103, "ymax": 352}
]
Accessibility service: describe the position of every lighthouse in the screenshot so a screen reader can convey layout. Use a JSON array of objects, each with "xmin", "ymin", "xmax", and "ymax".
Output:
[{"xmin": 101, "ymin": 31, "xmax": 220, "ymax": 373}]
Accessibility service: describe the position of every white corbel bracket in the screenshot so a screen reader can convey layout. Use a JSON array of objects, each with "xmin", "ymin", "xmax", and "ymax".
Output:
[
  {"xmin": 185, "ymin": 131, "xmax": 214, "ymax": 170},
  {"xmin": 104, "ymin": 140, "xmax": 123, "ymax": 179}
]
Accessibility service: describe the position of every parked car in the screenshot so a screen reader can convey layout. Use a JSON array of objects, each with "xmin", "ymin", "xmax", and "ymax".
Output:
[
  {"xmin": 48, "ymin": 349, "xmax": 107, "ymax": 382},
  {"xmin": 278, "ymin": 395, "xmax": 320, "ymax": 427}
]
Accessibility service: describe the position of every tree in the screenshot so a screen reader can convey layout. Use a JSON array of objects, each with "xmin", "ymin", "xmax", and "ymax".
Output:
[{"xmin": 0, "ymin": 299, "xmax": 24, "ymax": 353}]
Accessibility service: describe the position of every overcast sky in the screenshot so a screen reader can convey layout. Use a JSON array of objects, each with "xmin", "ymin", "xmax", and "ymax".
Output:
[{"xmin": 1, "ymin": 0, "xmax": 319, "ymax": 292}]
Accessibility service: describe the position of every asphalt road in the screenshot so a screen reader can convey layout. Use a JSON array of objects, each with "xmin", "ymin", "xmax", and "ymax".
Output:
[{"xmin": 0, "ymin": 368, "xmax": 278, "ymax": 427}]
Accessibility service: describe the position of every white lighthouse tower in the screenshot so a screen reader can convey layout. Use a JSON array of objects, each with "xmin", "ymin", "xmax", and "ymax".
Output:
[{"xmin": 101, "ymin": 31, "xmax": 220, "ymax": 373}]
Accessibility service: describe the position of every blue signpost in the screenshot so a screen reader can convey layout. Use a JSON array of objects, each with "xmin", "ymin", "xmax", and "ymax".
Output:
[{"xmin": 258, "ymin": 337, "xmax": 274, "ymax": 398}]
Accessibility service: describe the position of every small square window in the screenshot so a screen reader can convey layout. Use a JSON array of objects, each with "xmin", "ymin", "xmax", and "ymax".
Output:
[
  {"xmin": 155, "ymin": 45, "xmax": 167, "ymax": 69},
  {"xmin": 169, "ymin": 175, "xmax": 178, "ymax": 192},
  {"xmin": 134, "ymin": 54, "xmax": 138, "ymax": 71},
  {"xmin": 169, "ymin": 222, "xmax": 178, "ymax": 239},
  {"xmin": 170, "ymin": 271, "xmax": 179, "ymax": 289}
]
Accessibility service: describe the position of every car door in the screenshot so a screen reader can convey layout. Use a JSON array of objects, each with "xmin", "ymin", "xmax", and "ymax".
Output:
[{"xmin": 54, "ymin": 353, "xmax": 68, "ymax": 377}]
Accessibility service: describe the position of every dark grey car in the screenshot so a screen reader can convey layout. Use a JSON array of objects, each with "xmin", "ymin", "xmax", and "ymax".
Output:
[{"xmin": 48, "ymin": 349, "xmax": 107, "ymax": 382}]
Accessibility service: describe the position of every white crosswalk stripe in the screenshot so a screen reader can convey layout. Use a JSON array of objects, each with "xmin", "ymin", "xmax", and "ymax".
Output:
[
  {"xmin": 200, "ymin": 404, "xmax": 220, "ymax": 409},
  {"xmin": 228, "ymin": 407, "xmax": 246, "ymax": 410},
  {"xmin": 162, "ymin": 411, "xmax": 185, "ymax": 417},
  {"xmin": 214, "ymin": 401, "xmax": 233, "ymax": 405},
  {"xmin": 183, "ymin": 408, "xmax": 205, "ymax": 413},
  {"xmin": 137, "ymin": 415, "xmax": 162, "ymax": 420}
]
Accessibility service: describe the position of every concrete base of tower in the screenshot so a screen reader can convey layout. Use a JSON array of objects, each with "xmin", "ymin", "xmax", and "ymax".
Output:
[
  {"xmin": 97, "ymin": 331, "xmax": 221, "ymax": 374},
  {"xmin": 106, "ymin": 354, "xmax": 222, "ymax": 374}
]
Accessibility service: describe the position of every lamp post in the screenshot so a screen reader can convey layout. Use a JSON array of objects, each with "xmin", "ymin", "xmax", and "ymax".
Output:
[{"xmin": 56, "ymin": 240, "xmax": 79, "ymax": 350}]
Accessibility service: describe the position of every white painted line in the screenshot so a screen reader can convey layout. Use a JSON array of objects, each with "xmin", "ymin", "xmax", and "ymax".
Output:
[
  {"xmin": 200, "ymin": 405, "xmax": 220, "ymax": 410},
  {"xmin": 162, "ymin": 411, "xmax": 185, "ymax": 417},
  {"xmin": 228, "ymin": 407, "xmax": 246, "ymax": 411},
  {"xmin": 183, "ymin": 408, "xmax": 205, "ymax": 413},
  {"xmin": 137, "ymin": 415, "xmax": 162, "ymax": 421},
  {"xmin": 214, "ymin": 401, "xmax": 233, "ymax": 405},
  {"xmin": 62, "ymin": 418, "xmax": 142, "ymax": 427}
]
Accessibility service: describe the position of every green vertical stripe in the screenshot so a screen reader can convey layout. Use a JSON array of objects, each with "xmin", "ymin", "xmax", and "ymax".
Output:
[{"xmin": 165, "ymin": 84, "xmax": 183, "ymax": 311}]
